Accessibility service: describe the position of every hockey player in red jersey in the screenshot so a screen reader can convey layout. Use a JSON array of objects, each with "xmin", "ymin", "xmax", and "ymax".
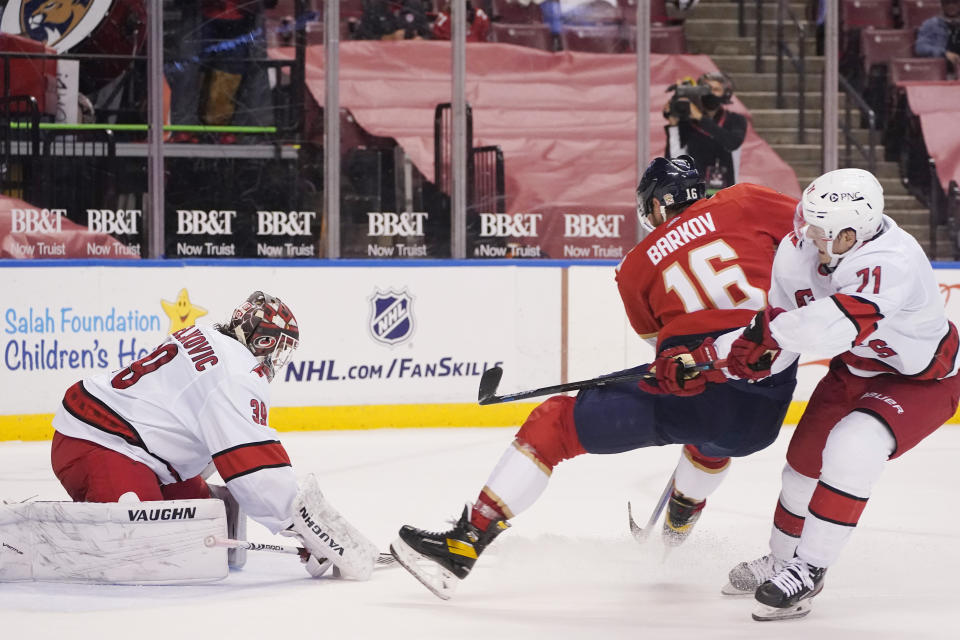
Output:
[
  {"xmin": 49, "ymin": 291, "xmax": 378, "ymax": 581},
  {"xmin": 713, "ymin": 168, "xmax": 960, "ymax": 621},
  {"xmin": 390, "ymin": 156, "xmax": 800, "ymax": 600}
]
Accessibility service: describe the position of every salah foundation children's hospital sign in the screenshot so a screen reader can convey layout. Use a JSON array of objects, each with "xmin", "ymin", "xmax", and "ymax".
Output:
[{"xmin": 2, "ymin": 262, "xmax": 959, "ymax": 440}]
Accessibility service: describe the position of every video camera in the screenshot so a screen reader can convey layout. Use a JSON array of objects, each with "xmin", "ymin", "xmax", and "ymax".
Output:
[{"xmin": 666, "ymin": 81, "xmax": 713, "ymax": 120}]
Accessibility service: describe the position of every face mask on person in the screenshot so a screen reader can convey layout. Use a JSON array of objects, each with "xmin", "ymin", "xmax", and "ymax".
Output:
[{"xmin": 701, "ymin": 94, "xmax": 722, "ymax": 111}]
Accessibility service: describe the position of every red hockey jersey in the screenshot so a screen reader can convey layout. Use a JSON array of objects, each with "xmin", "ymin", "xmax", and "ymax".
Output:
[{"xmin": 616, "ymin": 183, "xmax": 797, "ymax": 348}]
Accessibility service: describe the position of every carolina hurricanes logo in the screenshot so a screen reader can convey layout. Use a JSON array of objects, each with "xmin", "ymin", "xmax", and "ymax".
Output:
[
  {"xmin": 252, "ymin": 335, "xmax": 278, "ymax": 350},
  {"xmin": 1, "ymin": 0, "xmax": 111, "ymax": 53}
]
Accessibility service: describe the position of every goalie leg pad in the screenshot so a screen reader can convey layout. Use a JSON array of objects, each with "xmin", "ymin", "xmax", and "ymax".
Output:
[
  {"xmin": 0, "ymin": 499, "xmax": 228, "ymax": 585},
  {"xmin": 208, "ymin": 484, "xmax": 247, "ymax": 569},
  {"xmin": 288, "ymin": 474, "xmax": 379, "ymax": 580}
]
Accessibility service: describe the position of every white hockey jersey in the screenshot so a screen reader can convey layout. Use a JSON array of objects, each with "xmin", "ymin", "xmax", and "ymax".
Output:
[
  {"xmin": 52, "ymin": 324, "xmax": 298, "ymax": 533},
  {"xmin": 766, "ymin": 216, "xmax": 958, "ymax": 379}
]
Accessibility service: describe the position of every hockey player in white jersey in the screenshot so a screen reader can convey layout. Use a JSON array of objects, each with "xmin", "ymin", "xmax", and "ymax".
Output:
[
  {"xmin": 712, "ymin": 169, "xmax": 960, "ymax": 620},
  {"xmin": 45, "ymin": 291, "xmax": 378, "ymax": 582}
]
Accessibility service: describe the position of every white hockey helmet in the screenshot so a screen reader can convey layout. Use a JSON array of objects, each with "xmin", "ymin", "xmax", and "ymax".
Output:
[{"xmin": 796, "ymin": 168, "xmax": 885, "ymax": 268}]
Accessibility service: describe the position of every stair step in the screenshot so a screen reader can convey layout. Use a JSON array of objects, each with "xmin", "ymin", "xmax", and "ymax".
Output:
[
  {"xmin": 758, "ymin": 127, "xmax": 876, "ymax": 145},
  {"xmin": 901, "ymin": 223, "xmax": 950, "ymax": 241},
  {"xmin": 693, "ymin": 1, "xmax": 809, "ymax": 21},
  {"xmin": 774, "ymin": 144, "xmax": 893, "ymax": 163},
  {"xmin": 730, "ymin": 73, "xmax": 822, "ymax": 93},
  {"xmin": 748, "ymin": 109, "xmax": 885, "ymax": 131},
  {"xmin": 738, "ymin": 91, "xmax": 823, "ymax": 109},
  {"xmin": 791, "ymin": 161, "xmax": 903, "ymax": 179},
  {"xmin": 710, "ymin": 55, "xmax": 825, "ymax": 74},
  {"xmin": 749, "ymin": 109, "xmax": 821, "ymax": 128},
  {"xmin": 687, "ymin": 36, "xmax": 819, "ymax": 56},
  {"xmin": 684, "ymin": 19, "xmax": 807, "ymax": 41},
  {"xmin": 796, "ymin": 175, "xmax": 905, "ymax": 193}
]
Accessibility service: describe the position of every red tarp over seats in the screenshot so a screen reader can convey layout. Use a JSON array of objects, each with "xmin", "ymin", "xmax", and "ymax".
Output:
[
  {"xmin": 0, "ymin": 195, "xmax": 138, "ymax": 259},
  {"xmin": 276, "ymin": 41, "xmax": 801, "ymax": 222},
  {"xmin": 903, "ymin": 83, "xmax": 960, "ymax": 190}
]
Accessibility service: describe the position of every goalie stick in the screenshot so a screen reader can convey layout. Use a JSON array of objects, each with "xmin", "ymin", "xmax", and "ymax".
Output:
[
  {"xmin": 477, "ymin": 360, "xmax": 727, "ymax": 405},
  {"xmin": 627, "ymin": 472, "xmax": 675, "ymax": 543},
  {"xmin": 204, "ymin": 536, "xmax": 397, "ymax": 567}
]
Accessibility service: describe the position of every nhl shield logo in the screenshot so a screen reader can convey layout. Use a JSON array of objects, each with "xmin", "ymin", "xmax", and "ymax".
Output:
[
  {"xmin": 369, "ymin": 289, "xmax": 414, "ymax": 345},
  {"xmin": 1, "ymin": 0, "xmax": 112, "ymax": 53}
]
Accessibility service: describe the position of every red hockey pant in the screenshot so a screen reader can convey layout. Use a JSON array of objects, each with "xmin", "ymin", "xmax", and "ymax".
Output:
[{"xmin": 51, "ymin": 431, "xmax": 210, "ymax": 502}]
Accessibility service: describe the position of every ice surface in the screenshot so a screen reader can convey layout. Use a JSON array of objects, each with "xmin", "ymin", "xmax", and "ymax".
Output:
[{"xmin": 2, "ymin": 426, "xmax": 957, "ymax": 639}]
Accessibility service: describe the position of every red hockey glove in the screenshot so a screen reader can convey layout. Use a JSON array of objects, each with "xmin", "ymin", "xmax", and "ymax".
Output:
[
  {"xmin": 727, "ymin": 307, "xmax": 786, "ymax": 380},
  {"xmin": 637, "ymin": 338, "xmax": 726, "ymax": 397}
]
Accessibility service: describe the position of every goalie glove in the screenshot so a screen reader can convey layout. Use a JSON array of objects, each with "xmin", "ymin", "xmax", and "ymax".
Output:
[
  {"xmin": 727, "ymin": 307, "xmax": 785, "ymax": 380},
  {"xmin": 637, "ymin": 338, "xmax": 726, "ymax": 397},
  {"xmin": 301, "ymin": 550, "xmax": 332, "ymax": 578},
  {"xmin": 284, "ymin": 474, "xmax": 378, "ymax": 580}
]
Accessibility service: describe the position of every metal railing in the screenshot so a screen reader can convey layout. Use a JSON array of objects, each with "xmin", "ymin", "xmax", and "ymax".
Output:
[
  {"xmin": 949, "ymin": 180, "xmax": 960, "ymax": 261},
  {"xmin": 929, "ymin": 164, "xmax": 960, "ymax": 261},
  {"xmin": 434, "ymin": 103, "xmax": 505, "ymax": 217},
  {"xmin": 0, "ymin": 95, "xmax": 40, "ymax": 202},
  {"xmin": 471, "ymin": 145, "xmax": 506, "ymax": 216},
  {"xmin": 837, "ymin": 74, "xmax": 876, "ymax": 174},
  {"xmin": 735, "ymin": 0, "xmax": 766, "ymax": 71},
  {"xmin": 775, "ymin": 0, "xmax": 807, "ymax": 143}
]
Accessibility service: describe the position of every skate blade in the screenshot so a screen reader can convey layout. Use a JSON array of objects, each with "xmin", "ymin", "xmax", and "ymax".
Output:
[
  {"xmin": 751, "ymin": 600, "xmax": 814, "ymax": 621},
  {"xmin": 720, "ymin": 582, "xmax": 756, "ymax": 597},
  {"xmin": 389, "ymin": 537, "xmax": 459, "ymax": 601}
]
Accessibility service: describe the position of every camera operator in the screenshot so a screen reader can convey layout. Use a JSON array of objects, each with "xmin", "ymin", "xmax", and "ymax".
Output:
[{"xmin": 663, "ymin": 72, "xmax": 746, "ymax": 195}]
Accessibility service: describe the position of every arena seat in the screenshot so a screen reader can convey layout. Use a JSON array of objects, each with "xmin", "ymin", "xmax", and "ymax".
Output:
[
  {"xmin": 861, "ymin": 27, "xmax": 916, "ymax": 72},
  {"xmin": 623, "ymin": 24, "xmax": 687, "ymax": 53},
  {"xmin": 561, "ymin": 24, "xmax": 624, "ymax": 53},
  {"xmin": 490, "ymin": 22, "xmax": 554, "ymax": 50},
  {"xmin": 562, "ymin": 0, "xmax": 623, "ymax": 26},
  {"xmin": 491, "ymin": 0, "xmax": 543, "ymax": 23},
  {"xmin": 890, "ymin": 56, "xmax": 948, "ymax": 83},
  {"xmin": 619, "ymin": 0, "xmax": 670, "ymax": 26},
  {"xmin": 899, "ymin": 0, "xmax": 943, "ymax": 28},
  {"xmin": 841, "ymin": 0, "xmax": 895, "ymax": 28}
]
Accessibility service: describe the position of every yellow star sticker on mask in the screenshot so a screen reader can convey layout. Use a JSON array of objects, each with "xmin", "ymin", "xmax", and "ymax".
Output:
[{"xmin": 161, "ymin": 288, "xmax": 208, "ymax": 334}]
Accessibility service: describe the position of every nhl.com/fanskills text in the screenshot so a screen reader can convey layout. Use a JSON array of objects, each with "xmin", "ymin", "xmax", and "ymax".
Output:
[{"xmin": 285, "ymin": 357, "xmax": 504, "ymax": 382}]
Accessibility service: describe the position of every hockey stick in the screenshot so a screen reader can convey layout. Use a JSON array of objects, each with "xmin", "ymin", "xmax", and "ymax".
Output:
[
  {"xmin": 204, "ymin": 536, "xmax": 397, "ymax": 566},
  {"xmin": 477, "ymin": 360, "xmax": 727, "ymax": 405},
  {"xmin": 627, "ymin": 472, "xmax": 675, "ymax": 543}
]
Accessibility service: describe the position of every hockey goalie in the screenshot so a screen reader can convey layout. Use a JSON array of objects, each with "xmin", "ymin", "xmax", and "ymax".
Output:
[{"xmin": 0, "ymin": 292, "xmax": 378, "ymax": 585}]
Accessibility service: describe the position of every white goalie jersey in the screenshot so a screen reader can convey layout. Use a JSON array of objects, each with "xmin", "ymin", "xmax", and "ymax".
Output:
[
  {"xmin": 52, "ymin": 324, "xmax": 298, "ymax": 533},
  {"xmin": 766, "ymin": 216, "xmax": 958, "ymax": 379}
]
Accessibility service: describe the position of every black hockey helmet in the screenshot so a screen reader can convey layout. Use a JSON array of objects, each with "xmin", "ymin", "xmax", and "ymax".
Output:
[{"xmin": 636, "ymin": 155, "xmax": 705, "ymax": 232}]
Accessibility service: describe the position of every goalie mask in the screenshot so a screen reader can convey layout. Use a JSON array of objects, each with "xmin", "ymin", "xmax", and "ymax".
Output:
[
  {"xmin": 795, "ymin": 168, "xmax": 885, "ymax": 269},
  {"xmin": 636, "ymin": 155, "xmax": 706, "ymax": 233},
  {"xmin": 228, "ymin": 291, "xmax": 299, "ymax": 381}
]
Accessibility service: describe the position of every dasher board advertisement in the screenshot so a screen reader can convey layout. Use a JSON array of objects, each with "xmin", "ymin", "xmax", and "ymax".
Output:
[{"xmin": 0, "ymin": 264, "xmax": 561, "ymax": 415}]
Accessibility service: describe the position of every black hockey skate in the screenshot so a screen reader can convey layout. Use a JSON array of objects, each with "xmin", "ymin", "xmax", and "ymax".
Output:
[
  {"xmin": 752, "ymin": 557, "xmax": 827, "ymax": 621},
  {"xmin": 661, "ymin": 489, "xmax": 705, "ymax": 547},
  {"xmin": 390, "ymin": 504, "xmax": 509, "ymax": 600}
]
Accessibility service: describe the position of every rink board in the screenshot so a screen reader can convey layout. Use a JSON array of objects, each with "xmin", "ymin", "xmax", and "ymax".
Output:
[{"xmin": 1, "ymin": 260, "xmax": 959, "ymax": 440}]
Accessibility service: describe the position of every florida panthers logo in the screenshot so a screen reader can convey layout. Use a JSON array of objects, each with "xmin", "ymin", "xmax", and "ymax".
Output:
[
  {"xmin": 369, "ymin": 289, "xmax": 415, "ymax": 345},
  {"xmin": 1, "ymin": 0, "xmax": 112, "ymax": 53}
]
